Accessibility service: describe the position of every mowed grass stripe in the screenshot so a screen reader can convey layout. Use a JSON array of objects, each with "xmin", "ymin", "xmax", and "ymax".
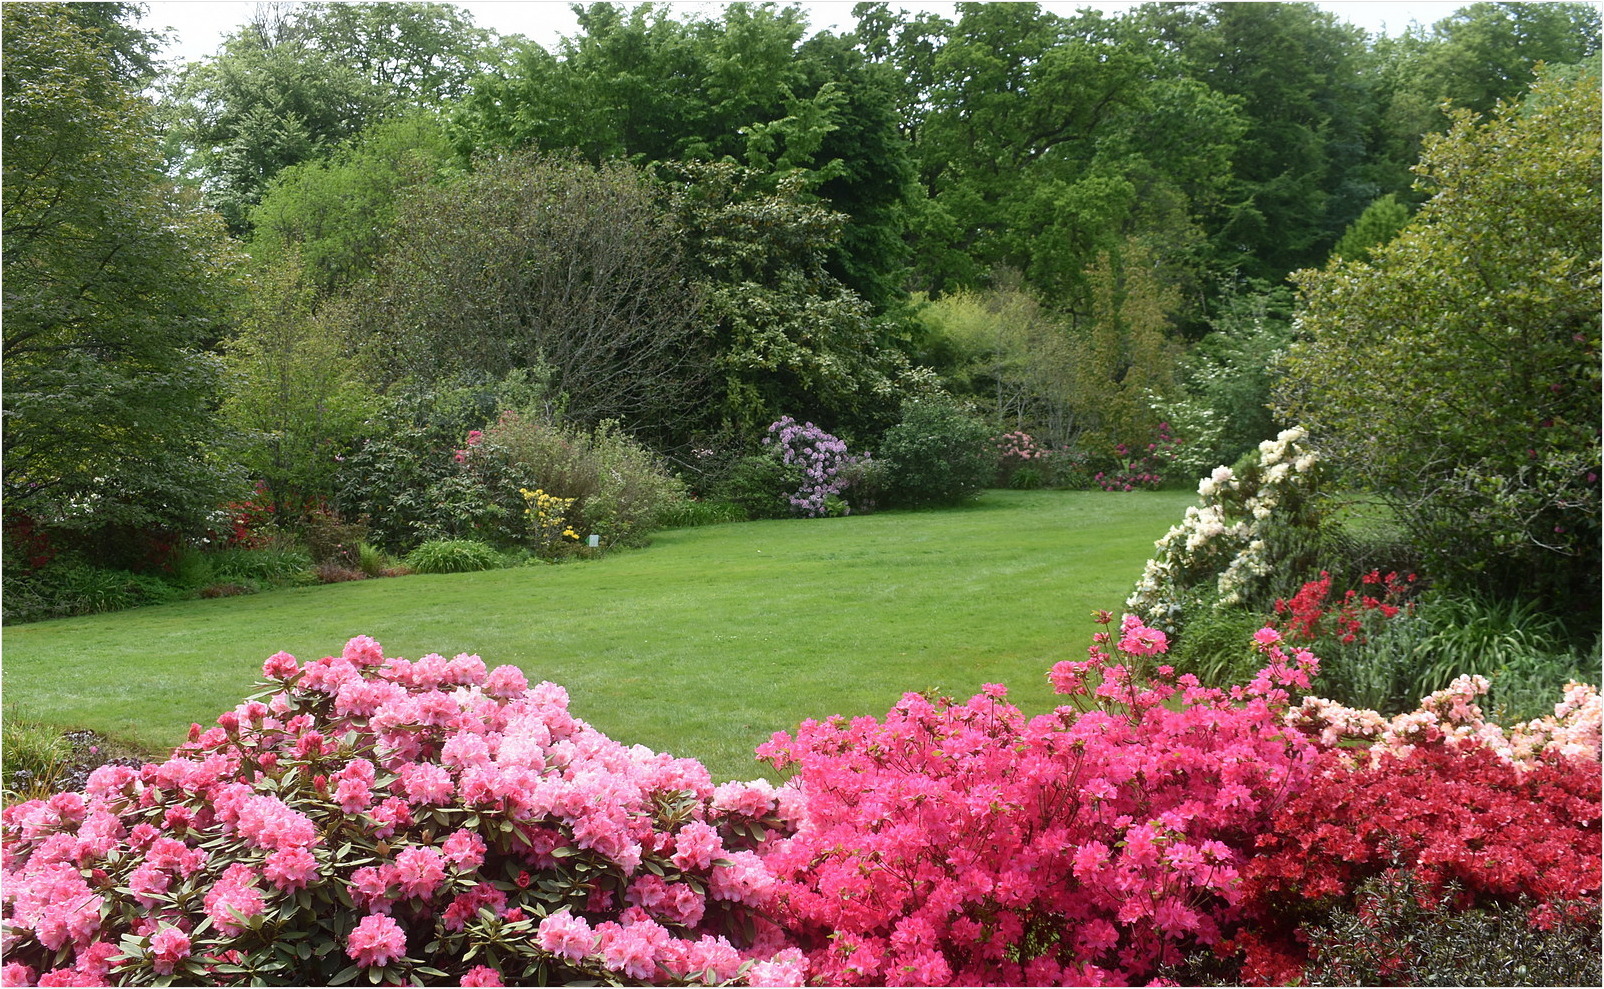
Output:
[{"xmin": 0, "ymin": 489, "xmax": 1195, "ymax": 780}]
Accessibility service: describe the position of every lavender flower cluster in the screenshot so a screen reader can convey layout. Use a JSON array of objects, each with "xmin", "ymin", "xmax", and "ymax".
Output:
[{"xmin": 762, "ymin": 417, "xmax": 866, "ymax": 518}]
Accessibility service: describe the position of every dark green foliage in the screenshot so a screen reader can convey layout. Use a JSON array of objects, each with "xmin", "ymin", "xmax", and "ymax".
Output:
[
  {"xmin": 342, "ymin": 153, "xmax": 710, "ymax": 441},
  {"xmin": 713, "ymin": 456, "xmax": 807, "ymax": 521},
  {"xmin": 333, "ymin": 382, "xmax": 525, "ymax": 552},
  {"xmin": 452, "ymin": 0, "xmax": 916, "ymax": 313},
  {"xmin": 661, "ymin": 160, "xmax": 909, "ymax": 438},
  {"xmin": 1303, "ymin": 872, "xmax": 1602, "ymax": 987},
  {"xmin": 2, "ymin": 2, "xmax": 245, "ymax": 548},
  {"xmin": 1, "ymin": 560, "xmax": 184, "ymax": 626},
  {"xmin": 877, "ymin": 397, "xmax": 995, "ymax": 508},
  {"xmin": 403, "ymin": 539, "xmax": 504, "ymax": 575}
]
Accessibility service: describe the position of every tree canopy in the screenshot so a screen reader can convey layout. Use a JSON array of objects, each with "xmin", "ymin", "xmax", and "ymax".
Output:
[
  {"xmin": 1277, "ymin": 67, "xmax": 1601, "ymax": 616},
  {"xmin": 3, "ymin": 1, "xmax": 243, "ymax": 547}
]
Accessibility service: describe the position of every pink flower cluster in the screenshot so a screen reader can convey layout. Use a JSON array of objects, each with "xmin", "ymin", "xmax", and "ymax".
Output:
[
  {"xmin": 994, "ymin": 430, "xmax": 1047, "ymax": 462},
  {"xmin": 1, "ymin": 636, "xmax": 806, "ymax": 986},
  {"xmin": 755, "ymin": 613, "xmax": 1327, "ymax": 986}
]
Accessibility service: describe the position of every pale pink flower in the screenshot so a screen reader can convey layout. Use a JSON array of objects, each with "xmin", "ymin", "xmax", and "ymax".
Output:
[
  {"xmin": 536, "ymin": 910, "xmax": 594, "ymax": 961},
  {"xmin": 346, "ymin": 913, "xmax": 407, "ymax": 967}
]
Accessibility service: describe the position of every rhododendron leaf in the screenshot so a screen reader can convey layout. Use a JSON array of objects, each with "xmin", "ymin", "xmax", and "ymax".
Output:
[{"xmin": 329, "ymin": 964, "xmax": 360, "ymax": 984}]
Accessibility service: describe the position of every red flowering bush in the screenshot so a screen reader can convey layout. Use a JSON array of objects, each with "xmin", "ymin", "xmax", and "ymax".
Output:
[
  {"xmin": 754, "ymin": 614, "xmax": 1326, "ymax": 986},
  {"xmin": 1227, "ymin": 731, "xmax": 1601, "ymax": 984},
  {"xmin": 0, "ymin": 637, "xmax": 807, "ymax": 987},
  {"xmin": 1275, "ymin": 568, "xmax": 1416, "ymax": 645}
]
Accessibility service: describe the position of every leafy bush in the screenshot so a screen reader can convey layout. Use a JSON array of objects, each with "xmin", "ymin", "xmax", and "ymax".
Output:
[
  {"xmin": 1302, "ymin": 872, "xmax": 1601, "ymax": 987},
  {"xmin": 760, "ymin": 417, "xmax": 873, "ymax": 518},
  {"xmin": 653, "ymin": 499, "xmax": 748, "ymax": 530},
  {"xmin": 876, "ymin": 397, "xmax": 994, "ymax": 509},
  {"xmin": 404, "ymin": 539, "xmax": 504, "ymax": 574},
  {"xmin": 470, "ymin": 413, "xmax": 687, "ymax": 550},
  {"xmin": 1, "ymin": 719, "xmax": 73, "ymax": 803},
  {"xmin": 1277, "ymin": 70, "xmax": 1601, "ymax": 625},
  {"xmin": 710, "ymin": 455, "xmax": 804, "ymax": 520},
  {"xmin": 0, "ymin": 637, "xmax": 809, "ymax": 986},
  {"xmin": 1127, "ymin": 426, "xmax": 1329, "ymax": 634},
  {"xmin": 1, "ymin": 561, "xmax": 181, "ymax": 625}
]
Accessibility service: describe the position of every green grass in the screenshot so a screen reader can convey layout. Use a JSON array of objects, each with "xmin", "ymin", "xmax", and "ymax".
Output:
[{"xmin": 0, "ymin": 489, "xmax": 1194, "ymax": 780}]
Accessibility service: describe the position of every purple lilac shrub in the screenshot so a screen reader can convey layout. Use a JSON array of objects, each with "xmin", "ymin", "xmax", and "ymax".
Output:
[{"xmin": 762, "ymin": 417, "xmax": 866, "ymax": 518}]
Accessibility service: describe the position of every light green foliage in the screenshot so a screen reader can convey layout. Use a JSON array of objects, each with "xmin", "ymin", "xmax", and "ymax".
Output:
[
  {"xmin": 1076, "ymin": 240, "xmax": 1186, "ymax": 452},
  {"xmin": 162, "ymin": 1, "xmax": 496, "ymax": 231},
  {"xmin": 1178, "ymin": 281, "xmax": 1295, "ymax": 466},
  {"xmin": 219, "ymin": 256, "xmax": 378, "ymax": 516},
  {"xmin": 1278, "ymin": 68, "xmax": 1601, "ymax": 618},
  {"xmin": 403, "ymin": 539, "xmax": 504, "ymax": 575},
  {"xmin": 1329, "ymin": 193, "xmax": 1413, "ymax": 261},
  {"xmin": 877, "ymin": 395, "xmax": 995, "ymax": 508},
  {"xmin": 1, "ymin": 717, "xmax": 75, "ymax": 803},
  {"xmin": 2, "ymin": 2, "xmax": 244, "ymax": 543},
  {"xmin": 475, "ymin": 414, "xmax": 689, "ymax": 549},
  {"xmin": 911, "ymin": 280, "xmax": 1079, "ymax": 443},
  {"xmin": 248, "ymin": 114, "xmax": 458, "ymax": 296}
]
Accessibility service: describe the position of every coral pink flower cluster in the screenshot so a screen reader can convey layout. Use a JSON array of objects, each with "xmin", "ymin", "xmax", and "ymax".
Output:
[
  {"xmin": 1, "ymin": 636, "xmax": 806, "ymax": 987},
  {"xmin": 1287, "ymin": 673, "xmax": 1603, "ymax": 768}
]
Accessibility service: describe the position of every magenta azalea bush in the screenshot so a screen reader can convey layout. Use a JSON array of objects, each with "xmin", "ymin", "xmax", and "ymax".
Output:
[
  {"xmin": 755, "ymin": 614, "xmax": 1325, "ymax": 986},
  {"xmin": 0, "ymin": 637, "xmax": 807, "ymax": 987}
]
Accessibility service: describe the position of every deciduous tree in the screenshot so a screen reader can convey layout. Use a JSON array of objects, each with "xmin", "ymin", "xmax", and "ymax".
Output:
[
  {"xmin": 2, "ymin": 2, "xmax": 243, "ymax": 552},
  {"xmin": 1277, "ymin": 68, "xmax": 1601, "ymax": 621}
]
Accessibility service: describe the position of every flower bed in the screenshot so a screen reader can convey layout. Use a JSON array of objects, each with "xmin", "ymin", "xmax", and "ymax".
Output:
[{"xmin": 4, "ymin": 625, "xmax": 1598, "ymax": 986}]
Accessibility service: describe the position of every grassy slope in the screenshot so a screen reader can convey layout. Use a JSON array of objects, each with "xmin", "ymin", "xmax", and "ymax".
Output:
[{"xmin": 0, "ymin": 489, "xmax": 1195, "ymax": 780}]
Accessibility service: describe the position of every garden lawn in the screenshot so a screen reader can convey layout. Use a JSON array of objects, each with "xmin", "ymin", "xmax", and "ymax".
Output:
[{"xmin": 0, "ymin": 489, "xmax": 1195, "ymax": 780}]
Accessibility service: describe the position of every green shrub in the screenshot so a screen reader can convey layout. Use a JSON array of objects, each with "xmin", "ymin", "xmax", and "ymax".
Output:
[
  {"xmin": 711, "ymin": 454, "xmax": 804, "ymax": 520},
  {"xmin": 1, "ymin": 561, "xmax": 181, "ymax": 625},
  {"xmin": 403, "ymin": 539, "xmax": 504, "ymax": 574},
  {"xmin": 474, "ymin": 413, "xmax": 687, "ymax": 549},
  {"xmin": 654, "ymin": 498, "xmax": 748, "ymax": 529},
  {"xmin": 194, "ymin": 540, "xmax": 315, "ymax": 589},
  {"xmin": 1303, "ymin": 872, "xmax": 1602, "ymax": 987},
  {"xmin": 877, "ymin": 396, "xmax": 994, "ymax": 509},
  {"xmin": 1403, "ymin": 593, "xmax": 1593, "ymax": 721},
  {"xmin": 1167, "ymin": 594, "xmax": 1275, "ymax": 686},
  {"xmin": 355, "ymin": 541, "xmax": 392, "ymax": 577}
]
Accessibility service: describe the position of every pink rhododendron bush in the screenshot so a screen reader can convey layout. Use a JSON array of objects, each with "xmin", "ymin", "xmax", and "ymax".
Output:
[
  {"xmin": 4, "ymin": 625, "xmax": 1599, "ymax": 987},
  {"xmin": 1, "ymin": 637, "xmax": 807, "ymax": 987}
]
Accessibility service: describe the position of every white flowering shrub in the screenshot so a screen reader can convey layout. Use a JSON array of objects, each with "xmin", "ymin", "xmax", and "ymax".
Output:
[{"xmin": 1127, "ymin": 427, "xmax": 1324, "ymax": 630}]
